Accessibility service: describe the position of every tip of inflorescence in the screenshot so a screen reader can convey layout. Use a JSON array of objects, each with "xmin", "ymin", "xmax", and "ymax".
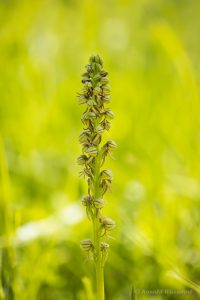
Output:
[{"xmin": 89, "ymin": 54, "xmax": 103, "ymax": 66}]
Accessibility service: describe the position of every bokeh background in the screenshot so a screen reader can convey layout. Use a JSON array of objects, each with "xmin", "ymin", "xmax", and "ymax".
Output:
[{"xmin": 0, "ymin": 0, "xmax": 200, "ymax": 299}]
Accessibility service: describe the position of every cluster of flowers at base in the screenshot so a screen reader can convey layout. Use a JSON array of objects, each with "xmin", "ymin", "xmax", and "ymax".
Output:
[{"xmin": 78, "ymin": 55, "xmax": 116, "ymax": 261}]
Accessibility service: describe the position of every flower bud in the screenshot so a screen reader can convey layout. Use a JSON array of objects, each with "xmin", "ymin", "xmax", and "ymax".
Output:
[
  {"xmin": 101, "ymin": 242, "xmax": 109, "ymax": 251},
  {"xmin": 101, "ymin": 77, "xmax": 109, "ymax": 86},
  {"xmin": 80, "ymin": 168, "xmax": 93, "ymax": 178},
  {"xmin": 79, "ymin": 132, "xmax": 90, "ymax": 144},
  {"xmin": 80, "ymin": 239, "xmax": 94, "ymax": 252},
  {"xmin": 95, "ymin": 55, "xmax": 103, "ymax": 65},
  {"xmin": 87, "ymin": 99, "xmax": 96, "ymax": 106},
  {"xmin": 102, "ymin": 95, "xmax": 111, "ymax": 103},
  {"xmin": 100, "ymin": 170, "xmax": 113, "ymax": 180},
  {"xmin": 92, "ymin": 133, "xmax": 101, "ymax": 145},
  {"xmin": 82, "ymin": 72, "xmax": 89, "ymax": 77},
  {"xmin": 85, "ymin": 64, "xmax": 93, "ymax": 74},
  {"xmin": 93, "ymin": 87, "xmax": 101, "ymax": 95},
  {"xmin": 82, "ymin": 195, "xmax": 92, "ymax": 206},
  {"xmin": 89, "ymin": 111, "xmax": 97, "ymax": 118},
  {"xmin": 89, "ymin": 55, "xmax": 96, "ymax": 64},
  {"xmin": 82, "ymin": 77, "xmax": 90, "ymax": 84},
  {"xmin": 77, "ymin": 155, "xmax": 88, "ymax": 165},
  {"xmin": 104, "ymin": 109, "xmax": 114, "ymax": 119},
  {"xmin": 82, "ymin": 143, "xmax": 90, "ymax": 152},
  {"xmin": 101, "ymin": 119, "xmax": 110, "ymax": 130},
  {"xmin": 81, "ymin": 116, "xmax": 89, "ymax": 126},
  {"xmin": 101, "ymin": 217, "xmax": 115, "ymax": 231},
  {"xmin": 108, "ymin": 140, "xmax": 117, "ymax": 148},
  {"xmin": 95, "ymin": 125, "xmax": 104, "ymax": 134},
  {"xmin": 92, "ymin": 63, "xmax": 102, "ymax": 73},
  {"xmin": 94, "ymin": 198, "xmax": 105, "ymax": 209},
  {"xmin": 100, "ymin": 178, "xmax": 112, "ymax": 195},
  {"xmin": 102, "ymin": 141, "xmax": 117, "ymax": 159},
  {"xmin": 100, "ymin": 70, "xmax": 108, "ymax": 77},
  {"xmin": 85, "ymin": 81, "xmax": 92, "ymax": 88},
  {"xmin": 85, "ymin": 146, "xmax": 98, "ymax": 156},
  {"xmin": 82, "ymin": 111, "xmax": 96, "ymax": 121},
  {"xmin": 106, "ymin": 140, "xmax": 117, "ymax": 149},
  {"xmin": 89, "ymin": 54, "xmax": 103, "ymax": 66},
  {"xmin": 103, "ymin": 85, "xmax": 110, "ymax": 94},
  {"xmin": 101, "ymin": 242, "xmax": 109, "ymax": 265},
  {"xmin": 78, "ymin": 93, "xmax": 88, "ymax": 104},
  {"xmin": 93, "ymin": 74, "xmax": 102, "ymax": 81}
]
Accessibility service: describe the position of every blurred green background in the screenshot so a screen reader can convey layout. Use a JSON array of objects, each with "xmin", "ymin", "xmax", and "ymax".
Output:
[{"xmin": 0, "ymin": 0, "xmax": 200, "ymax": 299}]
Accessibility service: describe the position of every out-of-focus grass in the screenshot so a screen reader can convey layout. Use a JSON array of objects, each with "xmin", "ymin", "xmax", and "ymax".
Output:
[{"xmin": 0, "ymin": 0, "xmax": 200, "ymax": 299}]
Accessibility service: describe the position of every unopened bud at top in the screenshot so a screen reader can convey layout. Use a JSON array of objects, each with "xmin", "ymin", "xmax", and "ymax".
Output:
[{"xmin": 89, "ymin": 54, "xmax": 103, "ymax": 66}]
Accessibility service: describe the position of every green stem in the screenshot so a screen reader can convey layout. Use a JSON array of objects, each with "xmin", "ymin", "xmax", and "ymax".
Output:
[
  {"xmin": 93, "ymin": 217, "xmax": 104, "ymax": 300},
  {"xmin": 93, "ymin": 152, "xmax": 105, "ymax": 300},
  {"xmin": 96, "ymin": 258, "xmax": 104, "ymax": 300}
]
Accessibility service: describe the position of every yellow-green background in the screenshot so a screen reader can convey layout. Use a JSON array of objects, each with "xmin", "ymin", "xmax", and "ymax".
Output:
[{"xmin": 0, "ymin": 0, "xmax": 200, "ymax": 299}]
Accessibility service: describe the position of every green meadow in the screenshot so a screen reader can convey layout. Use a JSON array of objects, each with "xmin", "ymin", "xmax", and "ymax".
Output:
[{"xmin": 0, "ymin": 0, "xmax": 200, "ymax": 299}]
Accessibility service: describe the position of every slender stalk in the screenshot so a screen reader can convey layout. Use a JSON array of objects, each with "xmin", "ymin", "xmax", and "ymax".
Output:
[
  {"xmin": 78, "ymin": 55, "xmax": 117, "ymax": 300},
  {"xmin": 93, "ymin": 152, "xmax": 104, "ymax": 300},
  {"xmin": 96, "ymin": 260, "xmax": 104, "ymax": 300},
  {"xmin": 93, "ymin": 216, "xmax": 104, "ymax": 300}
]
